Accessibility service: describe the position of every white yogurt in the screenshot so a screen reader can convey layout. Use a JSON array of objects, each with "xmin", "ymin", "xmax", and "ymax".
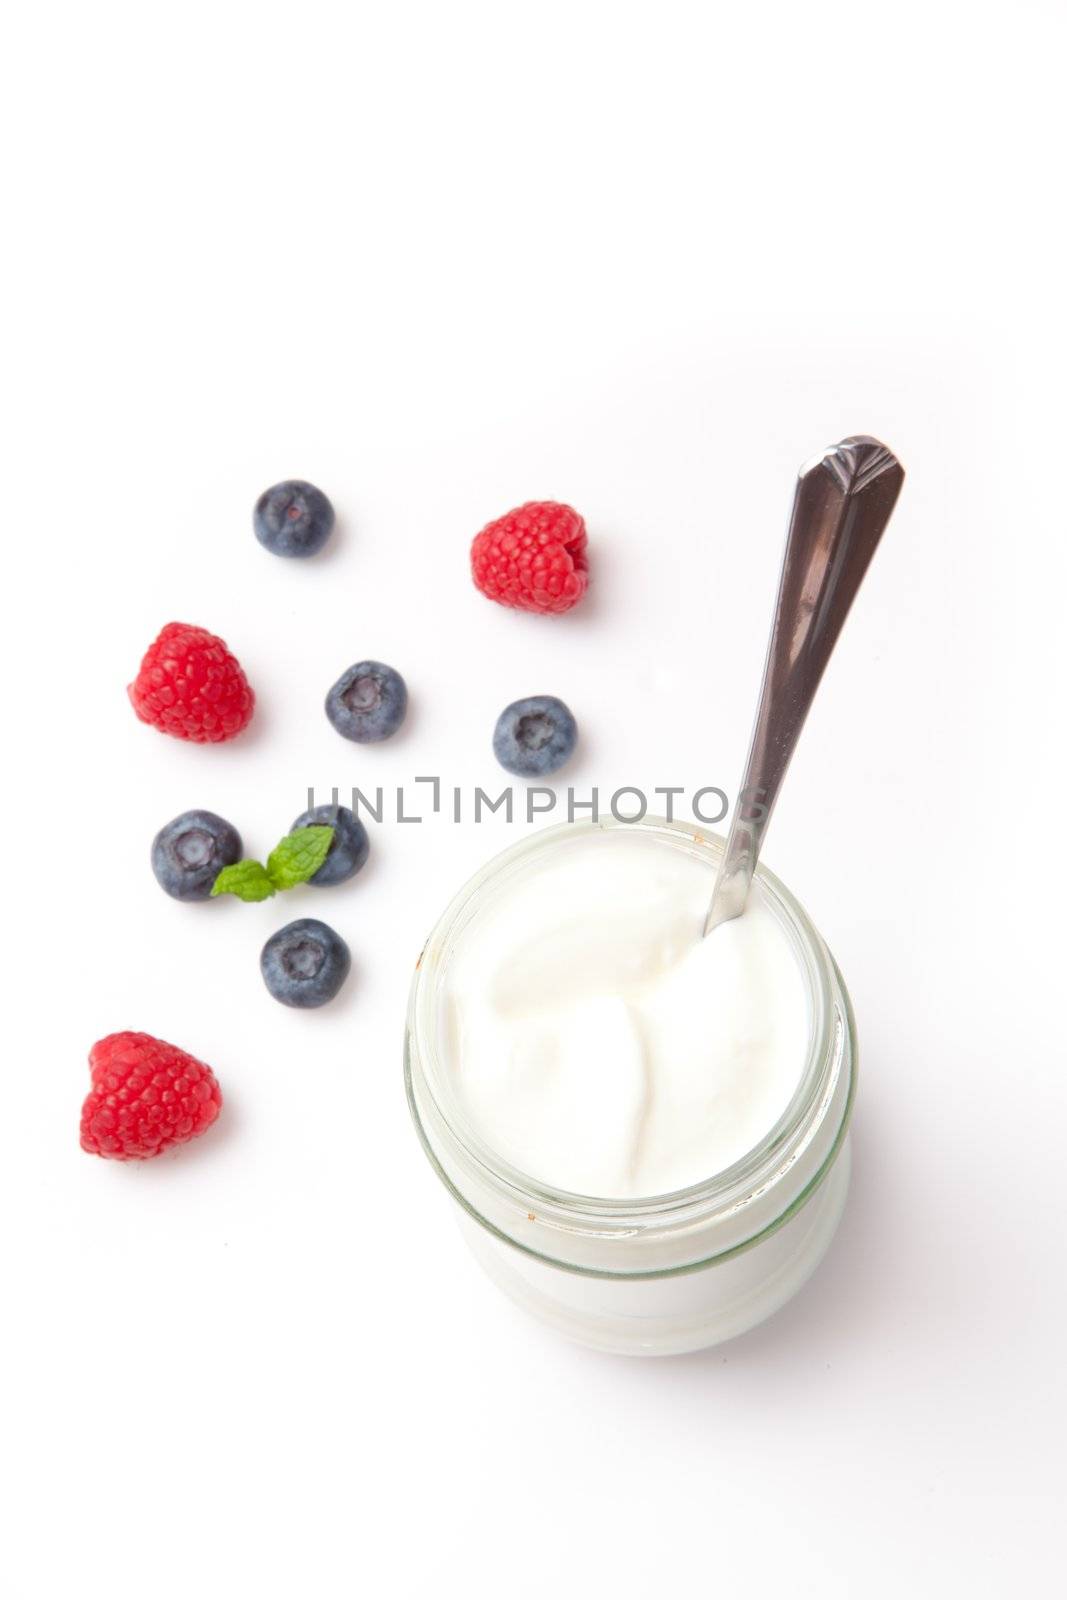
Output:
[{"xmin": 440, "ymin": 828, "xmax": 809, "ymax": 1197}]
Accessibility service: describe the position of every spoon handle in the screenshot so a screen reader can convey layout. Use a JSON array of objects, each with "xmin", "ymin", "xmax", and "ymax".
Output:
[{"xmin": 704, "ymin": 435, "xmax": 904, "ymax": 935}]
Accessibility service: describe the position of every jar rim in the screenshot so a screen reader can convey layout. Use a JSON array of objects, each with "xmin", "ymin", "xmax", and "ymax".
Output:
[{"xmin": 407, "ymin": 817, "xmax": 846, "ymax": 1236}]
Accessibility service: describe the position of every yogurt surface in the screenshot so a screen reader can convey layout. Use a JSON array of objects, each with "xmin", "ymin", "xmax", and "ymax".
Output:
[{"xmin": 439, "ymin": 827, "xmax": 810, "ymax": 1198}]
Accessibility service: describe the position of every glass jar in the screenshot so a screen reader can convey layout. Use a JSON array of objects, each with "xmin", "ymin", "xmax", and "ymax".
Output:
[{"xmin": 404, "ymin": 817, "xmax": 855, "ymax": 1356}]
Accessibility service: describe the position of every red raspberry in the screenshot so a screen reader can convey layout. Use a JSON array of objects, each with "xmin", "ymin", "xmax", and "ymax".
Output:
[
  {"xmin": 128, "ymin": 621, "xmax": 255, "ymax": 743},
  {"xmin": 471, "ymin": 501, "xmax": 589, "ymax": 615},
  {"xmin": 80, "ymin": 1032, "xmax": 223, "ymax": 1161}
]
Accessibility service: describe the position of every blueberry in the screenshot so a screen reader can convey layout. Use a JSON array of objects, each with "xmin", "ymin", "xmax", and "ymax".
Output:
[
  {"xmin": 151, "ymin": 809, "xmax": 242, "ymax": 901},
  {"xmin": 289, "ymin": 803, "xmax": 369, "ymax": 886},
  {"xmin": 325, "ymin": 661, "xmax": 407, "ymax": 743},
  {"xmin": 254, "ymin": 479, "xmax": 335, "ymax": 558},
  {"xmin": 260, "ymin": 918, "xmax": 351, "ymax": 1008},
  {"xmin": 493, "ymin": 695, "xmax": 577, "ymax": 777}
]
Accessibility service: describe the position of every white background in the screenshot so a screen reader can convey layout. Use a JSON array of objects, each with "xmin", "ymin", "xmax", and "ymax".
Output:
[{"xmin": 3, "ymin": 3, "xmax": 1065, "ymax": 1596}]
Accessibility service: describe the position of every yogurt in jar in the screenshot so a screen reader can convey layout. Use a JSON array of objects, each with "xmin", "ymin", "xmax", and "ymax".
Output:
[
  {"xmin": 440, "ymin": 829, "xmax": 809, "ymax": 1198},
  {"xmin": 406, "ymin": 819, "xmax": 855, "ymax": 1355}
]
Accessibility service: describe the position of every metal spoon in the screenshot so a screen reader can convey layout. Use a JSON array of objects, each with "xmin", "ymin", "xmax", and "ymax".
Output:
[{"xmin": 704, "ymin": 435, "xmax": 904, "ymax": 935}]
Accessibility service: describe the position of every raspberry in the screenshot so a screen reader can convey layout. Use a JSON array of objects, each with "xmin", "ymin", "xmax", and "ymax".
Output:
[
  {"xmin": 471, "ymin": 501, "xmax": 588, "ymax": 615},
  {"xmin": 80, "ymin": 1032, "xmax": 223, "ymax": 1161},
  {"xmin": 128, "ymin": 622, "xmax": 255, "ymax": 743}
]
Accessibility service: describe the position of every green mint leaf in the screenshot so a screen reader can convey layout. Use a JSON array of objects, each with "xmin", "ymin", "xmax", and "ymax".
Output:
[
  {"xmin": 211, "ymin": 859, "xmax": 276, "ymax": 902},
  {"xmin": 266, "ymin": 825, "xmax": 335, "ymax": 890}
]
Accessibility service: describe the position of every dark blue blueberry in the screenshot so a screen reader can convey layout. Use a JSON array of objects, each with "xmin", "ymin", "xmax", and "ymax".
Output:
[
  {"xmin": 493, "ymin": 695, "xmax": 577, "ymax": 777},
  {"xmin": 151, "ymin": 809, "xmax": 242, "ymax": 901},
  {"xmin": 260, "ymin": 918, "xmax": 351, "ymax": 1008},
  {"xmin": 289, "ymin": 803, "xmax": 369, "ymax": 887},
  {"xmin": 325, "ymin": 661, "xmax": 407, "ymax": 743},
  {"xmin": 254, "ymin": 479, "xmax": 335, "ymax": 558}
]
